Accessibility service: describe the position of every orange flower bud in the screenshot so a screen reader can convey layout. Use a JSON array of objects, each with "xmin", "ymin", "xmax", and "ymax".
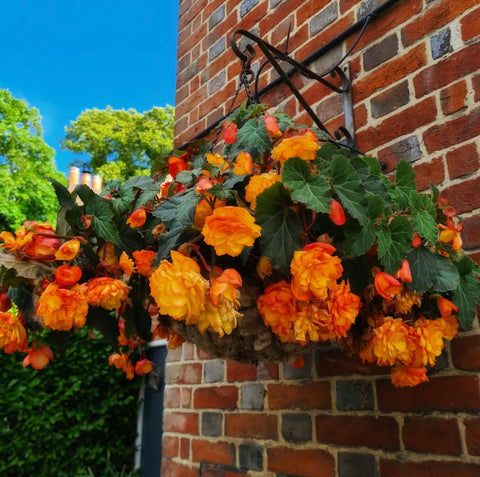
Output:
[
  {"xmin": 374, "ymin": 271, "xmax": 402, "ymax": 300},
  {"xmin": 168, "ymin": 156, "xmax": 187, "ymax": 179},
  {"xmin": 55, "ymin": 239, "xmax": 80, "ymax": 261},
  {"xmin": 394, "ymin": 259, "xmax": 412, "ymax": 283},
  {"xmin": 209, "ymin": 268, "xmax": 242, "ymax": 305},
  {"xmin": 411, "ymin": 231, "xmax": 422, "ymax": 248},
  {"xmin": 23, "ymin": 222, "xmax": 60, "ymax": 259},
  {"xmin": 23, "ymin": 342, "xmax": 54, "ymax": 370},
  {"xmin": 135, "ymin": 358, "xmax": 155, "ymax": 376},
  {"xmin": 437, "ymin": 297, "xmax": 458, "ymax": 318},
  {"xmin": 233, "ymin": 152, "xmax": 253, "ymax": 176},
  {"xmin": 256, "ymin": 255, "xmax": 273, "ymax": 280},
  {"xmin": 222, "ymin": 120, "xmax": 238, "ymax": 144},
  {"xmin": 196, "ymin": 177, "xmax": 214, "ymax": 193},
  {"xmin": 126, "ymin": 207, "xmax": 147, "ymax": 229},
  {"xmin": 55, "ymin": 265, "xmax": 82, "ymax": 286},
  {"xmin": 81, "ymin": 215, "xmax": 92, "ymax": 229},
  {"xmin": 328, "ymin": 199, "xmax": 346, "ymax": 226},
  {"xmin": 263, "ymin": 114, "xmax": 282, "ymax": 138}
]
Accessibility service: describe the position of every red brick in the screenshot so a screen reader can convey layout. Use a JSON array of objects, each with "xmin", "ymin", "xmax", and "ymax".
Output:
[
  {"xmin": 267, "ymin": 447, "xmax": 335, "ymax": 477},
  {"xmin": 166, "ymin": 346, "xmax": 183, "ymax": 362},
  {"xmin": 166, "ymin": 363, "xmax": 203, "ymax": 385},
  {"xmin": 162, "ymin": 435, "xmax": 179, "ymax": 458},
  {"xmin": 402, "ymin": 0, "xmax": 478, "ymax": 46},
  {"xmin": 267, "ymin": 382, "xmax": 331, "ymax": 410},
  {"xmin": 462, "ymin": 6, "xmax": 480, "ymax": 42},
  {"xmin": 296, "ymin": 0, "xmax": 330, "ymax": 26},
  {"xmin": 357, "ymin": 97, "xmax": 437, "ymax": 152},
  {"xmin": 451, "ymin": 334, "xmax": 480, "ymax": 370},
  {"xmin": 183, "ymin": 342, "xmax": 195, "ymax": 360},
  {"xmin": 182, "ymin": 387, "xmax": 192, "ymax": 408},
  {"xmin": 440, "ymin": 80, "xmax": 467, "ymax": 116},
  {"xmin": 161, "ymin": 460, "xmax": 199, "ymax": 477},
  {"xmin": 317, "ymin": 349, "xmax": 388, "ymax": 376},
  {"xmin": 441, "ymin": 176, "xmax": 480, "ymax": 214},
  {"xmin": 402, "ymin": 417, "xmax": 462, "ymax": 455},
  {"xmin": 462, "ymin": 215, "xmax": 480, "ymax": 249},
  {"xmin": 256, "ymin": 362, "xmax": 279, "ymax": 380},
  {"xmin": 226, "ymin": 413, "xmax": 278, "ymax": 439},
  {"xmin": 163, "ymin": 411, "xmax": 199, "ymax": 434},
  {"xmin": 225, "ymin": 471, "xmax": 250, "ymax": 477},
  {"xmin": 316, "ymin": 415, "xmax": 399, "ymax": 451},
  {"xmin": 470, "ymin": 251, "xmax": 480, "ymax": 266},
  {"xmin": 226, "ymin": 361, "xmax": 257, "ymax": 382},
  {"xmin": 414, "ymin": 42, "xmax": 480, "ymax": 99},
  {"xmin": 377, "ymin": 375, "xmax": 480, "ymax": 412},
  {"xmin": 474, "ymin": 74, "xmax": 480, "ymax": 103},
  {"xmin": 193, "ymin": 386, "xmax": 238, "ymax": 409},
  {"xmin": 164, "ymin": 386, "xmax": 181, "ymax": 408},
  {"xmin": 380, "ymin": 459, "xmax": 480, "ymax": 477},
  {"xmin": 465, "ymin": 418, "xmax": 480, "ymax": 456},
  {"xmin": 423, "ymin": 107, "xmax": 480, "ymax": 154},
  {"xmin": 413, "ymin": 157, "xmax": 445, "ymax": 192},
  {"xmin": 197, "ymin": 348, "xmax": 213, "ymax": 360},
  {"xmin": 181, "ymin": 437, "xmax": 190, "ymax": 459},
  {"xmin": 354, "ymin": 44, "xmax": 427, "ymax": 102},
  {"xmin": 192, "ymin": 439, "xmax": 235, "ymax": 465},
  {"xmin": 446, "ymin": 143, "xmax": 479, "ymax": 180}
]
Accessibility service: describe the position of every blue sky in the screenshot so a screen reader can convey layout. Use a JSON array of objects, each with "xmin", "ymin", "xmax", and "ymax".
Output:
[{"xmin": 0, "ymin": 0, "xmax": 178, "ymax": 175}]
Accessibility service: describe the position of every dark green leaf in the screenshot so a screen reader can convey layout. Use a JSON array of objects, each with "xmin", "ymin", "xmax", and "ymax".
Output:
[
  {"xmin": 411, "ymin": 209, "xmax": 438, "ymax": 244},
  {"xmin": 86, "ymin": 200, "xmax": 119, "ymax": 245},
  {"xmin": 453, "ymin": 279, "xmax": 477, "ymax": 329},
  {"xmin": 154, "ymin": 225, "xmax": 185, "ymax": 261},
  {"xmin": 255, "ymin": 182, "xmax": 303, "ymax": 274},
  {"xmin": 136, "ymin": 188, "xmax": 159, "ymax": 207},
  {"xmin": 111, "ymin": 187, "xmax": 136, "ymax": 215},
  {"xmin": 330, "ymin": 154, "xmax": 368, "ymax": 225},
  {"xmin": 175, "ymin": 170, "xmax": 197, "ymax": 185},
  {"xmin": 282, "ymin": 157, "xmax": 331, "ymax": 213},
  {"xmin": 407, "ymin": 246, "xmax": 438, "ymax": 293},
  {"xmin": 122, "ymin": 175, "xmax": 154, "ymax": 190},
  {"xmin": 236, "ymin": 119, "xmax": 271, "ymax": 155},
  {"xmin": 175, "ymin": 189, "xmax": 201, "ymax": 226},
  {"xmin": 431, "ymin": 254, "xmax": 460, "ymax": 292},
  {"xmin": 456, "ymin": 256, "xmax": 475, "ymax": 277},
  {"xmin": 86, "ymin": 307, "xmax": 119, "ymax": 350},
  {"xmin": 47, "ymin": 178, "xmax": 76, "ymax": 210},
  {"xmin": 367, "ymin": 194, "xmax": 386, "ymax": 219},
  {"xmin": 208, "ymin": 183, "xmax": 236, "ymax": 201},
  {"xmin": 316, "ymin": 142, "xmax": 338, "ymax": 161},
  {"xmin": 392, "ymin": 160, "xmax": 415, "ymax": 209},
  {"xmin": 131, "ymin": 302, "xmax": 152, "ymax": 342},
  {"xmin": 75, "ymin": 184, "xmax": 96, "ymax": 205},
  {"xmin": 343, "ymin": 221, "xmax": 376, "ymax": 257}
]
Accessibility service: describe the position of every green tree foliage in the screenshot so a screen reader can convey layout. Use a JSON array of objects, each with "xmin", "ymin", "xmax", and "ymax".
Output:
[
  {"xmin": 0, "ymin": 90, "xmax": 66, "ymax": 231},
  {"xmin": 61, "ymin": 106, "xmax": 175, "ymax": 180},
  {"xmin": 0, "ymin": 328, "xmax": 140, "ymax": 477}
]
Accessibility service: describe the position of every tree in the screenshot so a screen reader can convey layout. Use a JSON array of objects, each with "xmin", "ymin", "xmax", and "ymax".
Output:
[
  {"xmin": 0, "ymin": 89, "xmax": 65, "ymax": 231},
  {"xmin": 61, "ymin": 105, "xmax": 175, "ymax": 180}
]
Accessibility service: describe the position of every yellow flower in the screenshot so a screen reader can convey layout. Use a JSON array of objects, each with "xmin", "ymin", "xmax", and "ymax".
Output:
[
  {"xmin": 55, "ymin": 239, "xmax": 80, "ymax": 260},
  {"xmin": 233, "ymin": 152, "xmax": 253, "ymax": 176},
  {"xmin": 197, "ymin": 293, "xmax": 242, "ymax": 336},
  {"xmin": 37, "ymin": 282, "xmax": 88, "ymax": 331},
  {"xmin": 149, "ymin": 250, "xmax": 208, "ymax": 320},
  {"xmin": 244, "ymin": 172, "xmax": 281, "ymax": 210},
  {"xmin": 193, "ymin": 197, "xmax": 226, "ymax": 229},
  {"xmin": 0, "ymin": 311, "xmax": 27, "ymax": 353},
  {"xmin": 290, "ymin": 243, "xmax": 343, "ymax": 301},
  {"xmin": 294, "ymin": 300, "xmax": 334, "ymax": 343},
  {"xmin": 209, "ymin": 268, "xmax": 242, "ymax": 306},
  {"xmin": 271, "ymin": 132, "xmax": 320, "ymax": 163},
  {"xmin": 202, "ymin": 206, "xmax": 261, "ymax": 257},
  {"xmin": 327, "ymin": 281, "xmax": 361, "ymax": 338},
  {"xmin": 85, "ymin": 277, "xmax": 130, "ymax": 310}
]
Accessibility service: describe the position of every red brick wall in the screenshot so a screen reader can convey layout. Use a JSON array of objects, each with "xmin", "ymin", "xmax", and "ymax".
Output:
[{"xmin": 164, "ymin": 0, "xmax": 480, "ymax": 475}]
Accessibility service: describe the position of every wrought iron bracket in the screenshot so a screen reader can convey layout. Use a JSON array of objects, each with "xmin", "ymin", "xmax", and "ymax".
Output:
[{"xmin": 230, "ymin": 28, "xmax": 357, "ymax": 149}]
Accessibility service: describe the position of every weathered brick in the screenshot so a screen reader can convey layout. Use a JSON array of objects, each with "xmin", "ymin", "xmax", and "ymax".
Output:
[
  {"xmin": 209, "ymin": 5, "xmax": 225, "ymax": 30},
  {"xmin": 226, "ymin": 413, "xmax": 278, "ymax": 439},
  {"xmin": 192, "ymin": 439, "xmax": 235, "ymax": 465},
  {"xmin": 267, "ymin": 381, "xmax": 331, "ymax": 410},
  {"xmin": 446, "ymin": 142, "xmax": 479, "ymax": 180},
  {"xmin": 182, "ymin": 387, "xmax": 192, "ymax": 408},
  {"xmin": 363, "ymin": 34, "xmax": 399, "ymax": 71},
  {"xmin": 241, "ymin": 384, "xmax": 265, "ymax": 410},
  {"xmin": 402, "ymin": 417, "xmax": 462, "ymax": 455},
  {"xmin": 282, "ymin": 413, "xmax": 312, "ymax": 443},
  {"xmin": 413, "ymin": 157, "xmax": 445, "ymax": 191},
  {"xmin": 380, "ymin": 459, "xmax": 480, "ymax": 477},
  {"xmin": 267, "ymin": 447, "xmax": 335, "ymax": 477},
  {"xmin": 208, "ymin": 37, "xmax": 225, "ymax": 61},
  {"xmin": 183, "ymin": 342, "xmax": 195, "ymax": 360},
  {"xmin": 226, "ymin": 361, "xmax": 257, "ymax": 382},
  {"xmin": 316, "ymin": 415, "xmax": 399, "ymax": 451},
  {"xmin": 370, "ymin": 81, "xmax": 410, "ymax": 118},
  {"xmin": 162, "ymin": 435, "xmax": 179, "ymax": 458},
  {"xmin": 461, "ymin": 6, "xmax": 480, "ymax": 42},
  {"xmin": 441, "ymin": 176, "xmax": 480, "ymax": 214},
  {"xmin": 161, "ymin": 460, "xmax": 199, "ymax": 477},
  {"xmin": 431, "ymin": 28, "xmax": 452, "ymax": 60},
  {"xmin": 166, "ymin": 363, "xmax": 203, "ymax": 384},
  {"xmin": 239, "ymin": 443, "xmax": 263, "ymax": 471},
  {"xmin": 181, "ymin": 437, "xmax": 190, "ymax": 459},
  {"xmin": 283, "ymin": 353, "xmax": 313, "ymax": 379},
  {"xmin": 378, "ymin": 136, "xmax": 422, "ymax": 173},
  {"xmin": 465, "ymin": 418, "xmax": 480, "ymax": 456},
  {"xmin": 163, "ymin": 411, "xmax": 199, "ymax": 434},
  {"xmin": 451, "ymin": 334, "xmax": 480, "ymax": 370},
  {"xmin": 336, "ymin": 380, "xmax": 374, "ymax": 411},
  {"xmin": 310, "ymin": 2, "xmax": 338, "ymax": 36},
  {"xmin": 377, "ymin": 375, "xmax": 480, "ymax": 412},
  {"xmin": 338, "ymin": 452, "xmax": 379, "ymax": 477},
  {"xmin": 440, "ymin": 80, "xmax": 467, "ymax": 116},
  {"xmin": 240, "ymin": 0, "xmax": 259, "ymax": 17},
  {"xmin": 201, "ymin": 412, "xmax": 223, "ymax": 437},
  {"xmin": 193, "ymin": 386, "xmax": 238, "ymax": 409},
  {"xmin": 462, "ymin": 215, "xmax": 480, "ymax": 250},
  {"xmin": 203, "ymin": 360, "xmax": 224, "ymax": 383},
  {"xmin": 255, "ymin": 362, "xmax": 279, "ymax": 380},
  {"xmin": 164, "ymin": 386, "xmax": 181, "ymax": 408},
  {"xmin": 208, "ymin": 70, "xmax": 226, "ymax": 95}
]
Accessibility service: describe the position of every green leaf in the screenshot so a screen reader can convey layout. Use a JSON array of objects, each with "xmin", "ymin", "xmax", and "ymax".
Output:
[
  {"xmin": 75, "ymin": 184, "xmax": 97, "ymax": 206},
  {"xmin": 86, "ymin": 200, "xmax": 119, "ymax": 245},
  {"xmin": 453, "ymin": 278, "xmax": 477, "ymax": 329},
  {"xmin": 407, "ymin": 246, "xmax": 438, "ymax": 293},
  {"xmin": 136, "ymin": 188, "xmax": 159, "ymax": 208},
  {"xmin": 431, "ymin": 254, "xmax": 460, "ymax": 292},
  {"xmin": 316, "ymin": 142, "xmax": 337, "ymax": 161},
  {"xmin": 86, "ymin": 307, "xmax": 119, "ymax": 350},
  {"xmin": 376, "ymin": 215, "xmax": 413, "ymax": 274},
  {"xmin": 130, "ymin": 301, "xmax": 152, "ymax": 342},
  {"xmin": 175, "ymin": 170, "xmax": 197, "ymax": 185},
  {"xmin": 175, "ymin": 189, "xmax": 201, "ymax": 226},
  {"xmin": 122, "ymin": 175, "xmax": 154, "ymax": 190},
  {"xmin": 330, "ymin": 154, "xmax": 368, "ymax": 225},
  {"xmin": 456, "ymin": 256, "xmax": 475, "ymax": 277},
  {"xmin": 255, "ymin": 182, "xmax": 303, "ymax": 274},
  {"xmin": 351, "ymin": 156, "xmax": 390, "ymax": 201},
  {"xmin": 367, "ymin": 194, "xmax": 386, "ymax": 220},
  {"xmin": 343, "ymin": 222, "xmax": 376, "ymax": 257},
  {"xmin": 154, "ymin": 225, "xmax": 185, "ymax": 261},
  {"xmin": 208, "ymin": 183, "xmax": 236, "ymax": 201},
  {"xmin": 392, "ymin": 160, "xmax": 415, "ymax": 209},
  {"xmin": 411, "ymin": 209, "xmax": 438, "ymax": 244},
  {"xmin": 236, "ymin": 119, "xmax": 271, "ymax": 155},
  {"xmin": 111, "ymin": 187, "xmax": 136, "ymax": 215},
  {"xmin": 282, "ymin": 157, "xmax": 331, "ymax": 213},
  {"xmin": 47, "ymin": 178, "xmax": 76, "ymax": 210}
]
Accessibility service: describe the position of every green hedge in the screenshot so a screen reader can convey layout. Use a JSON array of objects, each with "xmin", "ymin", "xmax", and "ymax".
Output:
[{"xmin": 0, "ymin": 329, "xmax": 141, "ymax": 477}]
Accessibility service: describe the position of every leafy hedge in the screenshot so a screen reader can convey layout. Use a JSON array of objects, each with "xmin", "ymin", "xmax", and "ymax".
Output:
[{"xmin": 0, "ymin": 328, "xmax": 141, "ymax": 477}]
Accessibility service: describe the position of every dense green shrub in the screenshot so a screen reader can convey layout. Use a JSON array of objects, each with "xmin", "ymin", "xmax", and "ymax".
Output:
[{"xmin": 0, "ymin": 328, "xmax": 141, "ymax": 477}]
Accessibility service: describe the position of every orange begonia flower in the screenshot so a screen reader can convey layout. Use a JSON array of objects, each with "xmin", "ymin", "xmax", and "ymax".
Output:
[
  {"xmin": 202, "ymin": 206, "xmax": 261, "ymax": 257},
  {"xmin": 256, "ymin": 255, "xmax": 273, "ymax": 280},
  {"xmin": 0, "ymin": 229, "xmax": 32, "ymax": 253},
  {"xmin": 168, "ymin": 331, "xmax": 186, "ymax": 349},
  {"xmin": 119, "ymin": 252, "xmax": 136, "ymax": 276},
  {"xmin": 374, "ymin": 271, "xmax": 402, "ymax": 300},
  {"xmin": 271, "ymin": 133, "xmax": 320, "ymax": 163},
  {"xmin": 149, "ymin": 250, "xmax": 208, "ymax": 321},
  {"xmin": 438, "ymin": 221, "xmax": 463, "ymax": 252},
  {"xmin": 37, "ymin": 282, "xmax": 88, "ymax": 331},
  {"xmin": 98, "ymin": 241, "xmax": 118, "ymax": 268},
  {"xmin": 394, "ymin": 259, "xmax": 412, "ymax": 283},
  {"xmin": 109, "ymin": 352, "xmax": 134, "ymax": 380},
  {"xmin": 196, "ymin": 293, "xmax": 242, "ymax": 336},
  {"xmin": 263, "ymin": 114, "xmax": 282, "ymax": 138},
  {"xmin": 0, "ymin": 311, "xmax": 27, "ymax": 353},
  {"xmin": 437, "ymin": 297, "xmax": 458, "ymax": 318},
  {"xmin": 244, "ymin": 171, "xmax": 282, "ymax": 210},
  {"xmin": 222, "ymin": 120, "xmax": 238, "ymax": 144},
  {"xmin": 393, "ymin": 288, "xmax": 422, "ymax": 315},
  {"xmin": 168, "ymin": 156, "xmax": 187, "ymax": 179},
  {"xmin": 290, "ymin": 242, "xmax": 343, "ymax": 301},
  {"xmin": 85, "ymin": 277, "xmax": 130, "ymax": 310},
  {"xmin": 206, "ymin": 153, "xmax": 226, "ymax": 168},
  {"xmin": 327, "ymin": 281, "xmax": 362, "ymax": 338},
  {"xmin": 135, "ymin": 358, "xmax": 155, "ymax": 376},
  {"xmin": 23, "ymin": 222, "xmax": 60, "ymax": 259},
  {"xmin": 436, "ymin": 297, "xmax": 459, "ymax": 340},
  {"xmin": 196, "ymin": 177, "xmax": 214, "ymax": 193},
  {"xmin": 210, "ymin": 268, "xmax": 242, "ymax": 306},
  {"xmin": 55, "ymin": 265, "xmax": 82, "ymax": 286},
  {"xmin": 126, "ymin": 207, "xmax": 147, "ymax": 229},
  {"xmin": 413, "ymin": 317, "xmax": 445, "ymax": 367},
  {"xmin": 391, "ymin": 365, "xmax": 428, "ymax": 387},
  {"xmin": 411, "ymin": 231, "xmax": 422, "ymax": 248},
  {"xmin": 55, "ymin": 239, "xmax": 80, "ymax": 261},
  {"xmin": 23, "ymin": 343, "xmax": 54, "ymax": 370},
  {"xmin": 257, "ymin": 281, "xmax": 297, "ymax": 343},
  {"xmin": 233, "ymin": 152, "xmax": 253, "ymax": 176},
  {"xmin": 132, "ymin": 250, "xmax": 157, "ymax": 276},
  {"xmin": 328, "ymin": 199, "xmax": 346, "ymax": 226}
]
